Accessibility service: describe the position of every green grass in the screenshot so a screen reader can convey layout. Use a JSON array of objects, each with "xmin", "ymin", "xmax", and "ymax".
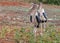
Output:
[{"xmin": 0, "ymin": 25, "xmax": 60, "ymax": 43}]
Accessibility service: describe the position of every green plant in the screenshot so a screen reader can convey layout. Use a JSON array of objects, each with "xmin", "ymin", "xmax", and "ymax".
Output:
[
  {"xmin": 0, "ymin": 26, "xmax": 8, "ymax": 38},
  {"xmin": 0, "ymin": 25, "xmax": 60, "ymax": 43},
  {"xmin": 38, "ymin": 0, "xmax": 60, "ymax": 5}
]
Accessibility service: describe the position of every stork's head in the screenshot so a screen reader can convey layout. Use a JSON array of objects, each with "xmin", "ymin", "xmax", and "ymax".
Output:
[{"xmin": 38, "ymin": 2, "xmax": 43, "ymax": 9}]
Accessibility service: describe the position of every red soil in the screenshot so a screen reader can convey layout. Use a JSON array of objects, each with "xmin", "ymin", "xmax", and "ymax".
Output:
[{"xmin": 0, "ymin": 2, "xmax": 31, "ymax": 8}]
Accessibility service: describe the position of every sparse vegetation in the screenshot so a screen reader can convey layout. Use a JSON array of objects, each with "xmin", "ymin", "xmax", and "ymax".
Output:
[{"xmin": 0, "ymin": 25, "xmax": 60, "ymax": 43}]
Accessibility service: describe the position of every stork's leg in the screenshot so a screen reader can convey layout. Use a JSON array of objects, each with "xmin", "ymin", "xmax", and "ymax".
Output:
[
  {"xmin": 43, "ymin": 22, "xmax": 46, "ymax": 29},
  {"xmin": 37, "ymin": 22, "xmax": 40, "ymax": 28},
  {"xmin": 44, "ymin": 20, "xmax": 47, "ymax": 29}
]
